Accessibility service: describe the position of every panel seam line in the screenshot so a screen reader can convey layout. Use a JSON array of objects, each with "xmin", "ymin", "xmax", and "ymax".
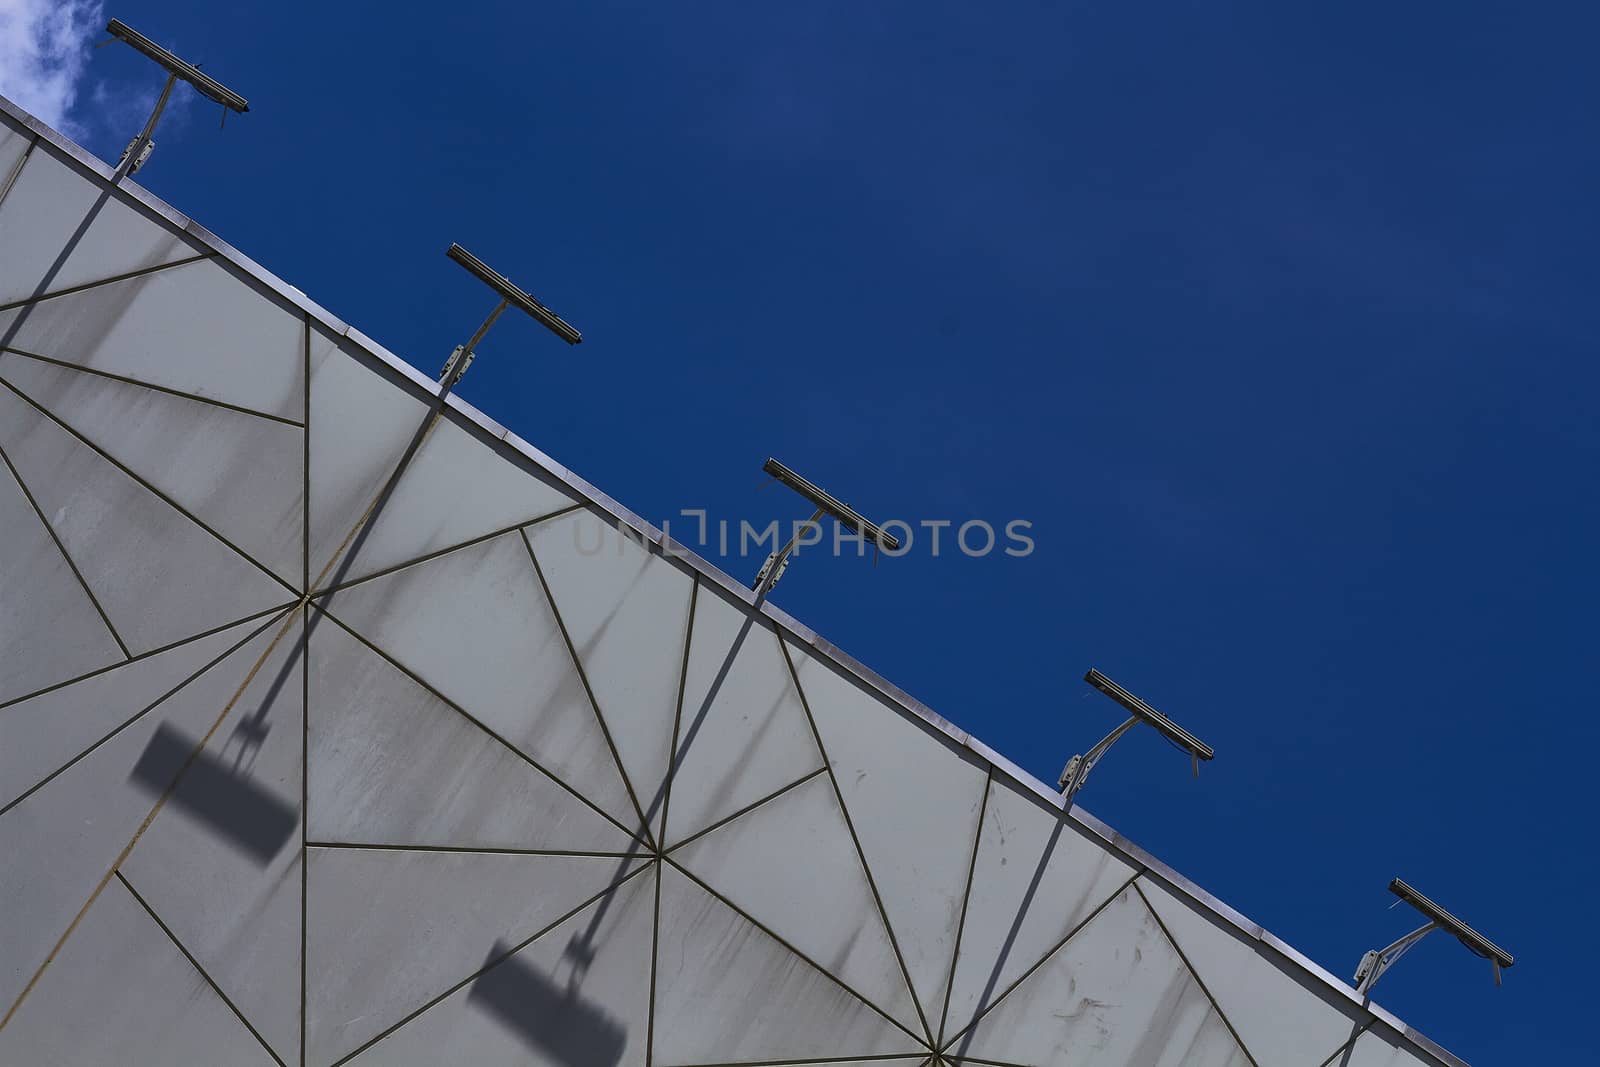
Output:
[
  {"xmin": 115, "ymin": 870, "xmax": 289, "ymax": 1067},
  {"xmin": 779, "ymin": 635, "xmax": 936, "ymax": 1047},
  {"xmin": 0, "ymin": 436, "xmax": 130, "ymax": 657}
]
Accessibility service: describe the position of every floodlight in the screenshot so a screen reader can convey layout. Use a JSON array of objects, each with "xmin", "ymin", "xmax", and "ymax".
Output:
[
  {"xmin": 750, "ymin": 458, "xmax": 900, "ymax": 597},
  {"xmin": 761, "ymin": 459, "xmax": 901, "ymax": 550},
  {"xmin": 447, "ymin": 244, "xmax": 582, "ymax": 346},
  {"xmin": 1057, "ymin": 669, "xmax": 1215, "ymax": 808},
  {"xmin": 99, "ymin": 18, "xmax": 248, "ymax": 179},
  {"xmin": 1389, "ymin": 879, "xmax": 1514, "ymax": 968},
  {"xmin": 1353, "ymin": 878, "xmax": 1514, "ymax": 995},
  {"xmin": 1083, "ymin": 668, "xmax": 1215, "ymax": 761},
  {"xmin": 106, "ymin": 19, "xmax": 249, "ymax": 113}
]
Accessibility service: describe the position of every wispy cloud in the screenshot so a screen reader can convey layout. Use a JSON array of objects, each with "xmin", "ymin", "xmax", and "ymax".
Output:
[{"xmin": 0, "ymin": 0, "xmax": 104, "ymax": 136}]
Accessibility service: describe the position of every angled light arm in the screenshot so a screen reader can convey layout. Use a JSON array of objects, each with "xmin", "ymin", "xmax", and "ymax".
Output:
[
  {"xmin": 1058, "ymin": 669, "xmax": 1214, "ymax": 809},
  {"xmin": 750, "ymin": 458, "xmax": 899, "ymax": 600},
  {"xmin": 438, "ymin": 244, "xmax": 583, "ymax": 390},
  {"xmin": 1355, "ymin": 879, "xmax": 1515, "ymax": 995},
  {"xmin": 1354, "ymin": 920, "xmax": 1438, "ymax": 996},
  {"xmin": 102, "ymin": 18, "xmax": 248, "ymax": 180}
]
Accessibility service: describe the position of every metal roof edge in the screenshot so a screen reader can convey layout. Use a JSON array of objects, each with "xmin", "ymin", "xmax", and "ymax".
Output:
[{"xmin": 0, "ymin": 89, "xmax": 1468, "ymax": 1067}]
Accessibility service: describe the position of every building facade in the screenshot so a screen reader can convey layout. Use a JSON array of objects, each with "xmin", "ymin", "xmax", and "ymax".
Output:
[{"xmin": 0, "ymin": 95, "xmax": 1462, "ymax": 1067}]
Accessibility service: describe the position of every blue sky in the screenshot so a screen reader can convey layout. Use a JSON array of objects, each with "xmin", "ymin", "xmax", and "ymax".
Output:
[{"xmin": 8, "ymin": 2, "xmax": 1595, "ymax": 1060}]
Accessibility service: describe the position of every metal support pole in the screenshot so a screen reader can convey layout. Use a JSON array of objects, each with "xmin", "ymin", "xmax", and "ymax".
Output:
[
  {"xmin": 1354, "ymin": 920, "xmax": 1438, "ymax": 996},
  {"xmin": 438, "ymin": 298, "xmax": 510, "ymax": 392},
  {"xmin": 1057, "ymin": 714, "xmax": 1140, "ymax": 809},
  {"xmin": 114, "ymin": 70, "xmax": 178, "ymax": 181},
  {"xmin": 752, "ymin": 507, "xmax": 826, "ymax": 602}
]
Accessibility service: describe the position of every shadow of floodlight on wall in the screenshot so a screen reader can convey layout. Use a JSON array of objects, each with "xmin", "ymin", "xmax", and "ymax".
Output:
[
  {"xmin": 127, "ymin": 722, "xmax": 298, "ymax": 863},
  {"xmin": 467, "ymin": 940, "xmax": 628, "ymax": 1067}
]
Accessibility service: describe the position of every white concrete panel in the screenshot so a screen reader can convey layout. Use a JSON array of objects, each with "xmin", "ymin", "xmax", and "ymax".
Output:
[
  {"xmin": 0, "ymin": 114, "xmax": 31, "ymax": 206},
  {"xmin": 307, "ymin": 615, "xmax": 636, "ymax": 852},
  {"xmin": 786, "ymin": 639, "xmax": 989, "ymax": 1027},
  {"xmin": 1335, "ymin": 1030, "xmax": 1440, "ymax": 1067},
  {"xmin": 672, "ymin": 772, "xmax": 922, "ymax": 1035},
  {"xmin": 654, "ymin": 863, "xmax": 922, "ymax": 1064},
  {"xmin": 0, "ymin": 456, "xmax": 121, "ymax": 703},
  {"xmin": 0, "ymin": 141, "xmax": 202, "ymax": 306},
  {"xmin": 0, "ymin": 257, "xmax": 304, "ymax": 420},
  {"xmin": 526, "ymin": 510, "xmax": 693, "ymax": 830},
  {"xmin": 943, "ymin": 776, "xmax": 1137, "ymax": 1041},
  {"xmin": 304, "ymin": 331, "xmax": 429, "ymax": 582},
  {"xmin": 0, "ymin": 616, "xmax": 288, "ymax": 1012},
  {"xmin": 322, "ymin": 533, "xmax": 638, "ymax": 830},
  {"xmin": 0, "ymin": 877, "xmax": 276, "ymax": 1067},
  {"xmin": 308, "ymin": 848, "xmax": 647, "ymax": 1065},
  {"xmin": 0, "ymin": 615, "xmax": 266, "ymax": 808},
  {"xmin": 349, "ymin": 865, "xmax": 656, "ymax": 1067},
  {"xmin": 1, "ymin": 354, "xmax": 303, "ymax": 583},
  {"xmin": 664, "ymin": 587, "xmax": 821, "ymax": 845},
  {"xmin": 950, "ymin": 886, "xmax": 1249, "ymax": 1067},
  {"xmin": 0, "ymin": 385, "xmax": 290, "ymax": 653},
  {"xmin": 120, "ymin": 614, "xmax": 306, "ymax": 1065},
  {"xmin": 307, "ymin": 342, "xmax": 575, "ymax": 583},
  {"xmin": 1141, "ymin": 876, "xmax": 1364, "ymax": 1066}
]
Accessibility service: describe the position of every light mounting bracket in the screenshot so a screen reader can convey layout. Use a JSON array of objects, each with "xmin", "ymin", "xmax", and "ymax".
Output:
[
  {"xmin": 1353, "ymin": 879, "xmax": 1515, "ymax": 996},
  {"xmin": 102, "ymin": 18, "xmax": 248, "ymax": 180},
  {"xmin": 1058, "ymin": 669, "xmax": 1215, "ymax": 809},
  {"xmin": 440, "ymin": 243, "xmax": 582, "ymax": 391},
  {"xmin": 750, "ymin": 458, "xmax": 900, "ymax": 601}
]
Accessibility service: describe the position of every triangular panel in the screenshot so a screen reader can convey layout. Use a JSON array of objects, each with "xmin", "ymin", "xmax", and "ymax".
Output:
[
  {"xmin": 786, "ymin": 639, "xmax": 989, "ymax": 1029},
  {"xmin": 0, "ymin": 384, "xmax": 291, "ymax": 654},
  {"xmin": 942, "ymin": 775, "xmax": 1137, "ymax": 1041},
  {"xmin": 0, "ymin": 354, "xmax": 304, "ymax": 583},
  {"xmin": 0, "ymin": 454, "xmax": 121, "ymax": 704},
  {"xmin": 672, "ymin": 772, "xmax": 922, "ymax": 1035},
  {"xmin": 307, "ymin": 847, "xmax": 647, "ymax": 1065},
  {"xmin": 663, "ymin": 586, "xmax": 822, "ymax": 846},
  {"xmin": 306, "ymin": 340, "xmax": 576, "ymax": 583},
  {"xmin": 0, "ymin": 141, "xmax": 202, "ymax": 306},
  {"xmin": 0, "ymin": 112, "xmax": 29, "ymax": 191},
  {"xmin": 0, "ymin": 257, "xmax": 305, "ymax": 421},
  {"xmin": 347, "ymin": 864, "xmax": 657, "ymax": 1067},
  {"xmin": 307, "ymin": 613, "xmax": 638, "ymax": 852},
  {"xmin": 947, "ymin": 886, "xmax": 1250, "ymax": 1067},
  {"xmin": 0, "ymin": 613, "xmax": 291, "ymax": 1013},
  {"xmin": 0, "ymin": 877, "xmax": 276, "ymax": 1066},
  {"xmin": 1141, "ymin": 876, "xmax": 1365, "ymax": 1067},
  {"xmin": 119, "ymin": 610, "xmax": 307, "ymax": 1064},
  {"xmin": 0, "ymin": 614, "xmax": 273, "ymax": 809},
  {"xmin": 654, "ymin": 863, "xmax": 923, "ymax": 1064},
  {"xmin": 525, "ymin": 509, "xmax": 693, "ymax": 834},
  {"xmin": 320, "ymin": 533, "xmax": 639, "ymax": 831}
]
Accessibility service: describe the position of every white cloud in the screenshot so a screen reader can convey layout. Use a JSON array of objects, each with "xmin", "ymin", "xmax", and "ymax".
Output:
[{"xmin": 0, "ymin": 0, "xmax": 104, "ymax": 136}]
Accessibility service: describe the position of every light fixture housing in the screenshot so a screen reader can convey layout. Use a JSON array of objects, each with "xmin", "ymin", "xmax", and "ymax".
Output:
[
  {"xmin": 447, "ymin": 243, "xmax": 582, "ymax": 345},
  {"xmin": 106, "ymin": 18, "xmax": 249, "ymax": 113},
  {"xmin": 1389, "ymin": 879, "xmax": 1514, "ymax": 970},
  {"xmin": 762, "ymin": 458, "xmax": 901, "ymax": 550},
  {"xmin": 1083, "ymin": 668, "xmax": 1215, "ymax": 761}
]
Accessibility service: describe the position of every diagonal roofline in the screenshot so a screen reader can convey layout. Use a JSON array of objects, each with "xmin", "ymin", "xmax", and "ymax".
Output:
[{"xmin": 0, "ymin": 90, "xmax": 1466, "ymax": 1067}]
